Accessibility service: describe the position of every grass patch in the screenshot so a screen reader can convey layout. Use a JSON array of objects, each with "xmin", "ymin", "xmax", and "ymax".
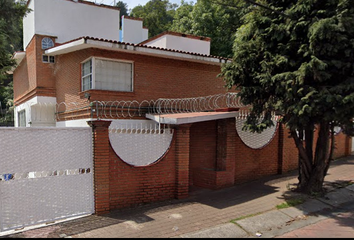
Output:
[
  {"xmin": 230, "ymin": 212, "xmax": 262, "ymax": 223},
  {"xmin": 276, "ymin": 198, "xmax": 305, "ymax": 209}
]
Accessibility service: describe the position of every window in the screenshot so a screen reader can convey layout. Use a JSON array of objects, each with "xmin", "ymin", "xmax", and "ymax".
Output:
[
  {"xmin": 42, "ymin": 37, "xmax": 54, "ymax": 49},
  {"xmin": 81, "ymin": 58, "xmax": 133, "ymax": 92},
  {"xmin": 42, "ymin": 55, "xmax": 55, "ymax": 63},
  {"xmin": 82, "ymin": 60, "xmax": 92, "ymax": 91},
  {"xmin": 18, "ymin": 110, "xmax": 26, "ymax": 127}
]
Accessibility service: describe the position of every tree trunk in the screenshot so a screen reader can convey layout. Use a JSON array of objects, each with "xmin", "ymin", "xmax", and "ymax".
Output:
[{"xmin": 292, "ymin": 122, "xmax": 331, "ymax": 195}]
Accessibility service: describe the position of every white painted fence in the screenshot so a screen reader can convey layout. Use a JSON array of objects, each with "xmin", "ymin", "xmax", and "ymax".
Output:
[{"xmin": 0, "ymin": 127, "xmax": 94, "ymax": 232}]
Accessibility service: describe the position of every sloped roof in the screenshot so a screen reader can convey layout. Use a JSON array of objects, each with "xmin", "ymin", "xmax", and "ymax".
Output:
[
  {"xmin": 45, "ymin": 36, "xmax": 231, "ymax": 64},
  {"xmin": 26, "ymin": 0, "xmax": 119, "ymax": 11},
  {"xmin": 140, "ymin": 31, "xmax": 211, "ymax": 45}
]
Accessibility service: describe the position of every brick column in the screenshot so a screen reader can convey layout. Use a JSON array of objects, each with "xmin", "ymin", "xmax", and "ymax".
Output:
[
  {"xmin": 214, "ymin": 118, "xmax": 236, "ymax": 188},
  {"xmin": 88, "ymin": 120, "xmax": 112, "ymax": 215},
  {"xmin": 345, "ymin": 135, "xmax": 352, "ymax": 156},
  {"xmin": 216, "ymin": 119, "xmax": 227, "ymax": 171},
  {"xmin": 277, "ymin": 123, "xmax": 284, "ymax": 174},
  {"xmin": 225, "ymin": 118, "xmax": 236, "ymax": 174},
  {"xmin": 175, "ymin": 124, "xmax": 192, "ymax": 199}
]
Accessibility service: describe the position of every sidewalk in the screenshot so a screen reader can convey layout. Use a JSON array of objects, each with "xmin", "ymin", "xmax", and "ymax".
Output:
[{"xmin": 3, "ymin": 155, "xmax": 354, "ymax": 238}]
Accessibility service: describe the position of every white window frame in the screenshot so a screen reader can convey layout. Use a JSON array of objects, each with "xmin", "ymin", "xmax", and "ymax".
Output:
[
  {"xmin": 42, "ymin": 55, "xmax": 55, "ymax": 63},
  {"xmin": 18, "ymin": 109, "xmax": 26, "ymax": 127},
  {"xmin": 42, "ymin": 37, "xmax": 54, "ymax": 50},
  {"xmin": 82, "ymin": 58, "xmax": 93, "ymax": 91},
  {"xmin": 81, "ymin": 57, "xmax": 134, "ymax": 92}
]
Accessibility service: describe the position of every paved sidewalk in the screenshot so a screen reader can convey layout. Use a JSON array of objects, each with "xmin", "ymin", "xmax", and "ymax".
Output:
[{"xmin": 3, "ymin": 155, "xmax": 354, "ymax": 238}]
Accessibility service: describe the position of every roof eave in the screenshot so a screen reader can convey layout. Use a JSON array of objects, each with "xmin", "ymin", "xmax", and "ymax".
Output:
[
  {"xmin": 45, "ymin": 37, "xmax": 230, "ymax": 65},
  {"xmin": 8, "ymin": 51, "xmax": 26, "ymax": 74}
]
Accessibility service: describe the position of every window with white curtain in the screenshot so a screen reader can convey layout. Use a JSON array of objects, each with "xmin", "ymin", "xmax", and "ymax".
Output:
[{"xmin": 81, "ymin": 58, "xmax": 133, "ymax": 92}]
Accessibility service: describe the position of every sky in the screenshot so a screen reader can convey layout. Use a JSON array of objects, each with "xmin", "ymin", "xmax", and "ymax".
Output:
[{"xmin": 87, "ymin": 0, "xmax": 191, "ymax": 10}]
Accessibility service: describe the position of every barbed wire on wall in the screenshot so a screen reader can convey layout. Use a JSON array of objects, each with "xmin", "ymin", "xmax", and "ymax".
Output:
[
  {"xmin": 236, "ymin": 109, "xmax": 281, "ymax": 121},
  {"xmin": 89, "ymin": 92, "xmax": 245, "ymax": 120},
  {"xmin": 14, "ymin": 93, "xmax": 246, "ymax": 122}
]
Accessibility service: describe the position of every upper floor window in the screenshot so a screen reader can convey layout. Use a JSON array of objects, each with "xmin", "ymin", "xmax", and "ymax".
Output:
[
  {"xmin": 42, "ymin": 37, "xmax": 54, "ymax": 49},
  {"xmin": 81, "ymin": 58, "xmax": 133, "ymax": 92},
  {"xmin": 42, "ymin": 55, "xmax": 55, "ymax": 63}
]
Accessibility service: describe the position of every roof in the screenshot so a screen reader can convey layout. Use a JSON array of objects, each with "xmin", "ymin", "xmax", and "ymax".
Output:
[
  {"xmin": 122, "ymin": 16, "xmax": 144, "ymax": 21},
  {"xmin": 26, "ymin": 0, "xmax": 120, "ymax": 11},
  {"xmin": 146, "ymin": 111, "xmax": 239, "ymax": 125},
  {"xmin": 140, "ymin": 31, "xmax": 211, "ymax": 46},
  {"xmin": 8, "ymin": 51, "xmax": 26, "ymax": 74},
  {"xmin": 44, "ymin": 36, "xmax": 231, "ymax": 65}
]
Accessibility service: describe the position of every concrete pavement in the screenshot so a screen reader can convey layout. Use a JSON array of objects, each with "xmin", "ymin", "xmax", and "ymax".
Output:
[{"xmin": 3, "ymin": 155, "xmax": 354, "ymax": 238}]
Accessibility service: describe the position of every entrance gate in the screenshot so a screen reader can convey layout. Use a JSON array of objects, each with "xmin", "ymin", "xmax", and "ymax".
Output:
[{"xmin": 0, "ymin": 128, "xmax": 94, "ymax": 232}]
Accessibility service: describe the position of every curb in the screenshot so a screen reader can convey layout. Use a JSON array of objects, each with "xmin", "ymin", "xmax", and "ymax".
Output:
[{"xmin": 177, "ymin": 184, "xmax": 354, "ymax": 238}]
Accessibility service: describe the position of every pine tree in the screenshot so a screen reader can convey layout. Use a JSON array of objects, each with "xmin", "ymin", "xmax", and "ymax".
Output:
[{"xmin": 220, "ymin": 0, "xmax": 354, "ymax": 195}]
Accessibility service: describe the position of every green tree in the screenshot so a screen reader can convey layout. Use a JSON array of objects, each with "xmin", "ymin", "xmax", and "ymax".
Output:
[
  {"xmin": 0, "ymin": 0, "xmax": 29, "ymax": 124},
  {"xmin": 170, "ymin": 0, "xmax": 194, "ymax": 33},
  {"xmin": 170, "ymin": 0, "xmax": 248, "ymax": 58},
  {"xmin": 130, "ymin": 0, "xmax": 178, "ymax": 38},
  {"xmin": 220, "ymin": 0, "xmax": 354, "ymax": 195}
]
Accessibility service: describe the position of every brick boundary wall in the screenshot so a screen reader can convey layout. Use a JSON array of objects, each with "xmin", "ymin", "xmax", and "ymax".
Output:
[
  {"xmin": 88, "ymin": 120, "xmax": 351, "ymax": 214},
  {"xmin": 88, "ymin": 120, "xmax": 112, "ymax": 215}
]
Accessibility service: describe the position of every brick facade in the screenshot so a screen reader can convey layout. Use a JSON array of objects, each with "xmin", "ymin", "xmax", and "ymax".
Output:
[{"xmin": 13, "ymin": 35, "xmax": 353, "ymax": 214}]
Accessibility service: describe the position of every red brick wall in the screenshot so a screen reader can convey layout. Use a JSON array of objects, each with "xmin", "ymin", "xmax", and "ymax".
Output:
[
  {"xmin": 190, "ymin": 121, "xmax": 217, "ymax": 187},
  {"xmin": 109, "ymin": 145, "xmax": 177, "ymax": 209},
  {"xmin": 88, "ymin": 120, "xmax": 112, "ymax": 215},
  {"xmin": 333, "ymin": 133, "xmax": 350, "ymax": 159},
  {"xmin": 108, "ymin": 127, "xmax": 178, "ymax": 210},
  {"xmin": 90, "ymin": 119, "xmax": 352, "ymax": 213},
  {"xmin": 13, "ymin": 37, "xmax": 36, "ymax": 102},
  {"xmin": 189, "ymin": 119, "xmax": 236, "ymax": 190},
  {"xmin": 280, "ymin": 126, "xmax": 299, "ymax": 173},
  {"xmin": 13, "ymin": 57, "xmax": 30, "ymax": 101},
  {"xmin": 234, "ymin": 124, "xmax": 280, "ymax": 184},
  {"xmin": 35, "ymin": 35, "xmax": 56, "ymax": 89},
  {"xmin": 54, "ymin": 48, "xmax": 228, "ymax": 107},
  {"xmin": 14, "ymin": 35, "xmax": 56, "ymax": 105}
]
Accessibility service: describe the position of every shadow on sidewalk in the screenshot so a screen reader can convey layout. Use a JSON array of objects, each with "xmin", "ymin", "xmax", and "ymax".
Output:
[{"xmin": 5, "ymin": 157, "xmax": 354, "ymax": 238}]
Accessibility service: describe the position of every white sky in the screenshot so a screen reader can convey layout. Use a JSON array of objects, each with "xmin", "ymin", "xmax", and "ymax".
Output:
[{"xmin": 87, "ymin": 0, "xmax": 193, "ymax": 10}]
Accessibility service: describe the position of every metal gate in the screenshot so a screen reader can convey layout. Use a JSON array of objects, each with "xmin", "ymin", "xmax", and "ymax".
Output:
[{"xmin": 0, "ymin": 127, "xmax": 94, "ymax": 232}]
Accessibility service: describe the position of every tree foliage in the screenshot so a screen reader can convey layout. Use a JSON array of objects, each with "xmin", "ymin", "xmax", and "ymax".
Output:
[
  {"xmin": 0, "ymin": 0, "xmax": 28, "ymax": 124},
  {"xmin": 170, "ymin": 0, "xmax": 248, "ymax": 58},
  {"xmin": 0, "ymin": 0, "xmax": 28, "ymax": 79},
  {"xmin": 115, "ymin": 1, "xmax": 129, "ymax": 28},
  {"xmin": 130, "ymin": 0, "xmax": 178, "ymax": 38},
  {"xmin": 220, "ymin": 0, "xmax": 354, "ymax": 194}
]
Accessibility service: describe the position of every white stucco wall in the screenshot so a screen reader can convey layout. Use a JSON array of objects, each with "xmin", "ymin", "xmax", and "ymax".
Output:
[
  {"xmin": 23, "ymin": 0, "xmax": 35, "ymax": 50},
  {"xmin": 121, "ymin": 17, "xmax": 148, "ymax": 44},
  {"xmin": 23, "ymin": 0, "xmax": 120, "ymax": 49},
  {"xmin": 142, "ymin": 28, "xmax": 149, "ymax": 43},
  {"xmin": 56, "ymin": 119, "xmax": 91, "ymax": 128},
  {"xmin": 145, "ymin": 34, "xmax": 210, "ymax": 55},
  {"xmin": 15, "ymin": 96, "xmax": 57, "ymax": 127}
]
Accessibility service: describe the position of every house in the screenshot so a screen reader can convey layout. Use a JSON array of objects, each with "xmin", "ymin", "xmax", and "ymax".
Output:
[{"xmin": 11, "ymin": 0, "xmax": 352, "ymax": 214}]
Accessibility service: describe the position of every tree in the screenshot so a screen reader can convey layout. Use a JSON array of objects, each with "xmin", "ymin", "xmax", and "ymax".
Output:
[
  {"xmin": 220, "ymin": 0, "xmax": 354, "ymax": 195},
  {"xmin": 130, "ymin": 0, "xmax": 178, "ymax": 38},
  {"xmin": 170, "ymin": 0, "xmax": 249, "ymax": 58},
  {"xmin": 0, "ymin": 0, "xmax": 28, "ymax": 78},
  {"xmin": 0, "ymin": 0, "xmax": 29, "ymax": 123},
  {"xmin": 169, "ymin": 0, "xmax": 194, "ymax": 34},
  {"xmin": 115, "ymin": 1, "xmax": 129, "ymax": 28}
]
